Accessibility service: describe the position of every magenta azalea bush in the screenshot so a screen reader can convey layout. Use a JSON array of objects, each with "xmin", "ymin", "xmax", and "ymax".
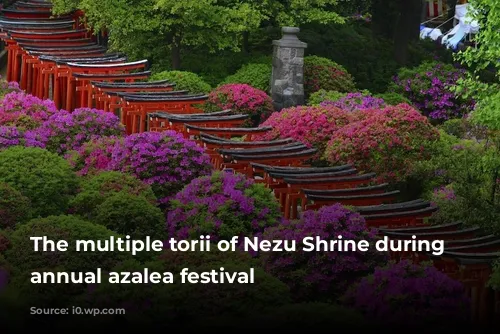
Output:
[
  {"xmin": 324, "ymin": 104, "xmax": 440, "ymax": 182},
  {"xmin": 320, "ymin": 92, "xmax": 386, "ymax": 111},
  {"xmin": 259, "ymin": 204, "xmax": 387, "ymax": 301},
  {"xmin": 257, "ymin": 105, "xmax": 354, "ymax": 158},
  {"xmin": 27, "ymin": 108, "xmax": 125, "ymax": 154},
  {"xmin": 66, "ymin": 136, "xmax": 124, "ymax": 176},
  {"xmin": 342, "ymin": 260, "xmax": 470, "ymax": 326},
  {"xmin": 390, "ymin": 61, "xmax": 474, "ymax": 121},
  {"xmin": 0, "ymin": 91, "xmax": 58, "ymax": 130},
  {"xmin": 167, "ymin": 171, "xmax": 281, "ymax": 241},
  {"xmin": 109, "ymin": 131, "xmax": 212, "ymax": 198},
  {"xmin": 68, "ymin": 132, "xmax": 211, "ymax": 198},
  {"xmin": 205, "ymin": 83, "xmax": 274, "ymax": 126}
]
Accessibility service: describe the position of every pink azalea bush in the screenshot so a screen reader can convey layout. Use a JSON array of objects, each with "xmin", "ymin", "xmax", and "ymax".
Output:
[
  {"xmin": 0, "ymin": 91, "xmax": 58, "ymax": 130},
  {"xmin": 324, "ymin": 104, "xmax": 440, "ymax": 182},
  {"xmin": 167, "ymin": 171, "xmax": 281, "ymax": 241},
  {"xmin": 67, "ymin": 131, "xmax": 212, "ymax": 198},
  {"xmin": 342, "ymin": 260, "xmax": 470, "ymax": 327},
  {"xmin": 258, "ymin": 204, "xmax": 387, "ymax": 301},
  {"xmin": 27, "ymin": 108, "xmax": 125, "ymax": 155},
  {"xmin": 205, "ymin": 83, "xmax": 274, "ymax": 126},
  {"xmin": 257, "ymin": 105, "xmax": 355, "ymax": 158},
  {"xmin": 66, "ymin": 136, "xmax": 124, "ymax": 176}
]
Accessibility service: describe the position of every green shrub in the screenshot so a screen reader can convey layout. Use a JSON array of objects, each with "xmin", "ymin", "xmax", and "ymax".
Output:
[
  {"xmin": 3, "ymin": 215, "xmax": 132, "ymax": 309},
  {"xmin": 5, "ymin": 215, "xmax": 129, "ymax": 274},
  {"xmin": 0, "ymin": 229, "xmax": 9, "ymax": 253},
  {"xmin": 0, "ymin": 146, "xmax": 78, "ymax": 217},
  {"xmin": 374, "ymin": 92, "xmax": 410, "ymax": 106},
  {"xmin": 93, "ymin": 192, "xmax": 165, "ymax": 239},
  {"xmin": 0, "ymin": 182, "xmax": 31, "ymax": 229},
  {"xmin": 69, "ymin": 171, "xmax": 157, "ymax": 219},
  {"xmin": 304, "ymin": 56, "xmax": 356, "ymax": 98},
  {"xmin": 222, "ymin": 63, "xmax": 272, "ymax": 92},
  {"xmin": 413, "ymin": 132, "xmax": 500, "ymax": 234},
  {"xmin": 307, "ymin": 89, "xmax": 346, "ymax": 105},
  {"xmin": 82, "ymin": 250, "xmax": 290, "ymax": 325},
  {"xmin": 149, "ymin": 70, "xmax": 211, "ymax": 94},
  {"xmin": 439, "ymin": 119, "xmax": 468, "ymax": 139}
]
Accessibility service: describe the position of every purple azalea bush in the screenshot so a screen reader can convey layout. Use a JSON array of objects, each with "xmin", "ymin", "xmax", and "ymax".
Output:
[
  {"xmin": 342, "ymin": 260, "xmax": 470, "ymax": 326},
  {"xmin": 0, "ymin": 126, "xmax": 23, "ymax": 150},
  {"xmin": 391, "ymin": 62, "xmax": 474, "ymax": 121},
  {"xmin": 167, "ymin": 171, "xmax": 281, "ymax": 241},
  {"xmin": 320, "ymin": 92, "xmax": 386, "ymax": 111},
  {"xmin": 28, "ymin": 108, "xmax": 125, "ymax": 154},
  {"xmin": 108, "ymin": 131, "xmax": 212, "ymax": 198},
  {"xmin": 67, "ymin": 132, "xmax": 212, "ymax": 198},
  {"xmin": 259, "ymin": 204, "xmax": 388, "ymax": 301},
  {"xmin": 0, "ymin": 91, "xmax": 58, "ymax": 130}
]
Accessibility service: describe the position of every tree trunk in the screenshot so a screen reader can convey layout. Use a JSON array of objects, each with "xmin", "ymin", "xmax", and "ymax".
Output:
[
  {"xmin": 393, "ymin": 0, "xmax": 423, "ymax": 64},
  {"xmin": 242, "ymin": 31, "xmax": 250, "ymax": 54},
  {"xmin": 445, "ymin": 0, "xmax": 458, "ymax": 31},
  {"xmin": 171, "ymin": 35, "xmax": 181, "ymax": 70}
]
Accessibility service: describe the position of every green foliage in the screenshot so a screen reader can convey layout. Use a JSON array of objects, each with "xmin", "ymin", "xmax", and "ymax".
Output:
[
  {"xmin": 178, "ymin": 52, "xmax": 271, "ymax": 87},
  {"xmin": 69, "ymin": 171, "xmax": 157, "ymax": 219},
  {"xmin": 488, "ymin": 260, "xmax": 500, "ymax": 291},
  {"xmin": 222, "ymin": 63, "xmax": 272, "ymax": 92},
  {"xmin": 92, "ymin": 192, "xmax": 165, "ymax": 239},
  {"xmin": 307, "ymin": 89, "xmax": 346, "ymax": 105},
  {"xmin": 303, "ymin": 55, "xmax": 356, "ymax": 97},
  {"xmin": 52, "ymin": 0, "xmax": 264, "ymax": 68},
  {"xmin": 301, "ymin": 22, "xmax": 453, "ymax": 93},
  {"xmin": 374, "ymin": 92, "xmax": 410, "ymax": 106},
  {"xmin": 149, "ymin": 70, "xmax": 211, "ymax": 93},
  {"xmin": 80, "ymin": 251, "xmax": 290, "ymax": 325},
  {"xmin": 0, "ymin": 147, "xmax": 78, "ymax": 217},
  {"xmin": 268, "ymin": 0, "xmax": 344, "ymax": 26},
  {"xmin": 413, "ymin": 131, "xmax": 500, "ymax": 234},
  {"xmin": 0, "ymin": 182, "xmax": 31, "ymax": 229},
  {"xmin": 5, "ymin": 215, "xmax": 129, "ymax": 274},
  {"xmin": 469, "ymin": 91, "xmax": 500, "ymax": 131}
]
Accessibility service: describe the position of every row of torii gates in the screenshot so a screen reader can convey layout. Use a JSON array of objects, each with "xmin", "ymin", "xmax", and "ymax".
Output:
[
  {"xmin": 0, "ymin": 0, "xmax": 208, "ymax": 134},
  {"xmin": 0, "ymin": 0, "xmax": 499, "ymax": 328}
]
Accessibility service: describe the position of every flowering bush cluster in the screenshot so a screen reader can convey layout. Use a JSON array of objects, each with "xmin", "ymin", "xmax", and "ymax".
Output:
[
  {"xmin": 324, "ymin": 104, "xmax": 440, "ymax": 182},
  {"xmin": 0, "ymin": 80, "xmax": 20, "ymax": 98},
  {"xmin": 304, "ymin": 56, "xmax": 356, "ymax": 97},
  {"xmin": 342, "ymin": 260, "xmax": 470, "ymax": 326},
  {"xmin": 27, "ymin": 108, "xmax": 125, "ymax": 154},
  {"xmin": 0, "ymin": 126, "xmax": 23, "ymax": 150},
  {"xmin": 68, "ymin": 132, "xmax": 212, "ymax": 198},
  {"xmin": 390, "ymin": 61, "xmax": 474, "ymax": 121},
  {"xmin": 167, "ymin": 171, "xmax": 281, "ymax": 241},
  {"xmin": 320, "ymin": 92, "xmax": 387, "ymax": 111},
  {"xmin": 205, "ymin": 83, "xmax": 274, "ymax": 126},
  {"xmin": 66, "ymin": 136, "xmax": 123, "ymax": 175},
  {"xmin": 259, "ymin": 204, "xmax": 387, "ymax": 301},
  {"xmin": 0, "ymin": 91, "xmax": 57, "ymax": 130},
  {"xmin": 258, "ymin": 105, "xmax": 354, "ymax": 158}
]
